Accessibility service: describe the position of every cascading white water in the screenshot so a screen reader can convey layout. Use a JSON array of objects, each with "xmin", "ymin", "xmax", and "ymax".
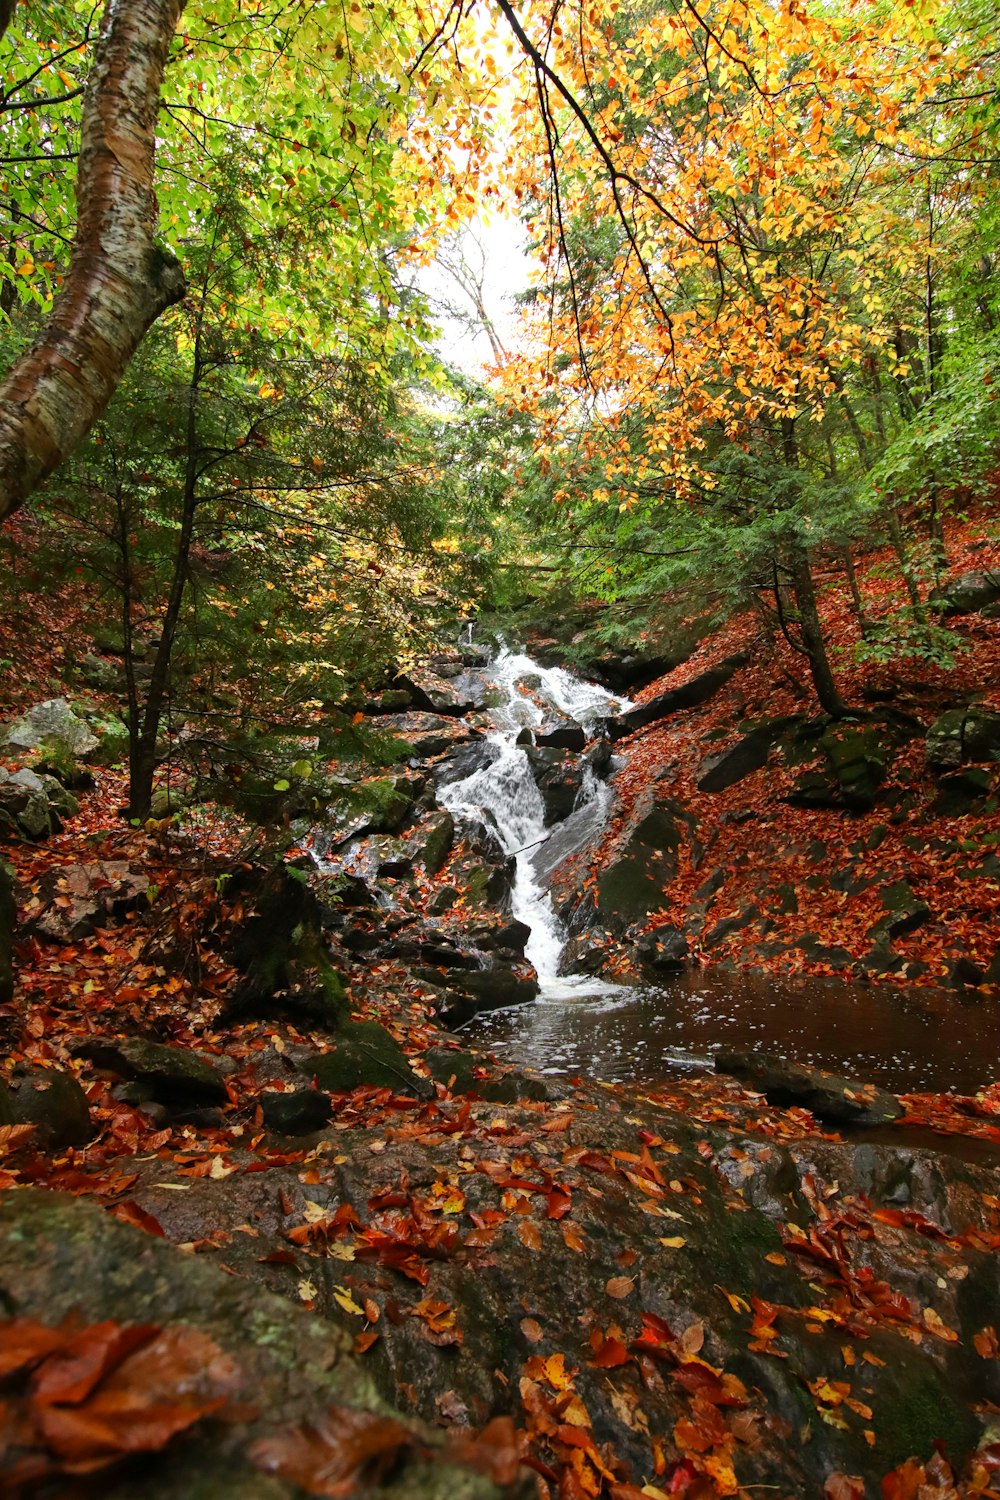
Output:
[{"xmin": 439, "ymin": 647, "xmax": 630, "ymax": 998}]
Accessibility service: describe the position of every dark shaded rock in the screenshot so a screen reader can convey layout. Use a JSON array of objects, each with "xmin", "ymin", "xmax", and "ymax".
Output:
[
  {"xmin": 633, "ymin": 927, "xmax": 688, "ymax": 973},
  {"xmin": 436, "ymin": 740, "xmax": 502, "ymax": 787},
  {"xmin": 593, "ymin": 795, "xmax": 695, "ymax": 933},
  {"xmin": 702, "ymin": 906, "xmax": 759, "ymax": 950},
  {"xmin": 927, "ymin": 707, "xmax": 1000, "ymax": 772},
  {"xmin": 867, "ymin": 881, "xmax": 932, "ymax": 944},
  {"xmin": 260, "ymin": 1087, "xmax": 333, "ymax": 1135},
  {"xmin": 819, "ymin": 723, "xmax": 887, "ymax": 810},
  {"xmin": 607, "ymin": 653, "xmax": 749, "ymax": 741},
  {"xmin": 0, "ymin": 1189, "xmax": 511, "ymax": 1500},
  {"xmin": 557, "ymin": 930, "xmax": 614, "ymax": 977},
  {"xmin": 439, "ymin": 965, "xmax": 539, "ymax": 1026},
  {"xmin": 931, "ymin": 766, "xmax": 993, "ymax": 816},
  {"xmin": 298, "ymin": 1020, "xmax": 431, "ymax": 1098},
  {"xmin": 697, "ymin": 716, "xmax": 802, "ymax": 793},
  {"xmin": 364, "ymin": 685, "xmax": 415, "ymax": 714},
  {"xmin": 936, "ymin": 570, "xmax": 1000, "ymax": 616},
  {"xmin": 74, "ymin": 1037, "xmax": 229, "ymax": 1106},
  {"xmin": 535, "ymin": 722, "xmax": 586, "ymax": 752},
  {"xmin": 715, "ymin": 1050, "xmax": 903, "ymax": 1125},
  {"xmin": 478, "ymin": 1072, "xmax": 554, "ymax": 1103},
  {"xmin": 408, "ymin": 811, "xmax": 454, "ymax": 875},
  {"xmin": 424, "ymin": 1046, "xmax": 479, "ymax": 1093},
  {"xmin": 948, "ymin": 956, "xmax": 986, "ymax": 989},
  {"xmin": 0, "ymin": 860, "xmax": 13, "ymax": 1007},
  {"xmin": 224, "ymin": 863, "xmax": 347, "ymax": 1027},
  {"xmin": 428, "ymin": 885, "xmax": 460, "ymax": 915},
  {"xmin": 523, "ymin": 745, "xmax": 585, "ymax": 824},
  {"xmin": 24, "ymin": 859, "xmax": 150, "ymax": 942},
  {"xmin": 582, "ymin": 738, "xmax": 612, "ymax": 778},
  {"xmin": 448, "ymin": 847, "xmax": 516, "ymax": 912},
  {"xmin": 7, "ymin": 1067, "xmax": 92, "ymax": 1150},
  {"xmin": 466, "ymin": 920, "xmax": 531, "ymax": 956}
]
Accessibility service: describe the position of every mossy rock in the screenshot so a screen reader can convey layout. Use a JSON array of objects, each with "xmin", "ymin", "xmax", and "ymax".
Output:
[{"xmin": 298, "ymin": 1020, "xmax": 430, "ymax": 1097}]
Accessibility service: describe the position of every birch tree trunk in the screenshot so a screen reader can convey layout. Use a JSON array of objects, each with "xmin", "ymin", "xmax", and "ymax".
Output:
[{"xmin": 0, "ymin": 0, "xmax": 186, "ymax": 521}]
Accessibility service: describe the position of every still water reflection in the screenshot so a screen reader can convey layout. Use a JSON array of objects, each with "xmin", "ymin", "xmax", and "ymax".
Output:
[{"xmin": 465, "ymin": 969, "xmax": 1000, "ymax": 1097}]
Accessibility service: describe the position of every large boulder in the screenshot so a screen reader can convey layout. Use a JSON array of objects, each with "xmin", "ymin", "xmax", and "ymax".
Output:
[
  {"xmin": 926, "ymin": 707, "xmax": 1000, "ymax": 772},
  {"xmin": 714, "ymin": 1050, "xmax": 903, "ymax": 1126},
  {"xmin": 297, "ymin": 1019, "xmax": 431, "ymax": 1098},
  {"xmin": 698, "ymin": 716, "xmax": 803, "ymax": 793},
  {"xmin": 73, "ymin": 1037, "xmax": 229, "ymax": 1107},
  {"xmin": 0, "ymin": 1189, "xmax": 515, "ymax": 1500},
  {"xmin": 523, "ymin": 746, "xmax": 586, "ymax": 824},
  {"xmin": 6, "ymin": 1067, "xmax": 93, "ymax": 1150},
  {"xmin": 936, "ymin": 570, "xmax": 1000, "ymax": 616},
  {"xmin": 607, "ymin": 652, "xmax": 749, "ymax": 741},
  {"xmin": 0, "ymin": 767, "xmax": 60, "ymax": 839},
  {"xmin": 438, "ymin": 964, "xmax": 539, "ymax": 1027},
  {"xmin": 587, "ymin": 794, "xmax": 695, "ymax": 934},
  {"xmin": 1, "ymin": 697, "xmax": 98, "ymax": 759}
]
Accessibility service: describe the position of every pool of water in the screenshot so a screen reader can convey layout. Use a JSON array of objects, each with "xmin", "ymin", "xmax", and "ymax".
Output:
[{"xmin": 464, "ymin": 968, "xmax": 1000, "ymax": 1097}]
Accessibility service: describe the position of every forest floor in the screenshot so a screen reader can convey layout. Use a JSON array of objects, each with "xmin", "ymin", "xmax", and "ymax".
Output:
[{"xmin": 2, "ymin": 518, "xmax": 1000, "ymax": 1497}]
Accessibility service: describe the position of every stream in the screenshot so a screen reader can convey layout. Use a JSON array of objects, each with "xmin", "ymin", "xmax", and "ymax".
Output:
[{"xmin": 439, "ymin": 646, "xmax": 1000, "ymax": 1098}]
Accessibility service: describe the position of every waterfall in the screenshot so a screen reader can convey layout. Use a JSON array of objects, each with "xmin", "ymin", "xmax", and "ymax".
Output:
[{"xmin": 439, "ymin": 647, "xmax": 630, "ymax": 997}]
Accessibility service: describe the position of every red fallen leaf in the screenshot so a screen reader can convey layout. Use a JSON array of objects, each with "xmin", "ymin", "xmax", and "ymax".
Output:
[
  {"xmin": 443, "ymin": 1416, "xmax": 521, "ymax": 1485},
  {"xmin": 546, "ymin": 1188, "xmax": 572, "ymax": 1220},
  {"xmin": 109, "ymin": 1201, "xmax": 166, "ymax": 1238},
  {"xmin": 0, "ymin": 1318, "xmax": 66, "ymax": 1378},
  {"xmin": 248, "ymin": 1405, "xmax": 418, "ymax": 1496},
  {"xmin": 589, "ymin": 1332, "xmax": 629, "ymax": 1369},
  {"xmin": 880, "ymin": 1458, "xmax": 929, "ymax": 1500},
  {"xmin": 517, "ymin": 1221, "xmax": 542, "ymax": 1252},
  {"xmin": 354, "ymin": 1331, "xmax": 379, "ymax": 1355},
  {"xmin": 32, "ymin": 1321, "xmax": 159, "ymax": 1405},
  {"xmin": 259, "ymin": 1249, "xmax": 300, "ymax": 1266},
  {"xmin": 825, "ymin": 1474, "xmax": 865, "ymax": 1500}
]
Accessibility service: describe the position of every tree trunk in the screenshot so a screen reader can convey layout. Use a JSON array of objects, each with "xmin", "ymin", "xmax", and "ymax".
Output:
[
  {"xmin": 0, "ymin": 0, "xmax": 186, "ymax": 521},
  {"xmin": 788, "ymin": 545, "xmax": 849, "ymax": 718}
]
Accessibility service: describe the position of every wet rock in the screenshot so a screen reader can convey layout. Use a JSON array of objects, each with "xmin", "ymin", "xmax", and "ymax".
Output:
[
  {"xmin": 948, "ymin": 955, "xmax": 986, "ymax": 989},
  {"xmin": 7, "ymin": 1067, "xmax": 92, "ymax": 1150},
  {"xmin": 424, "ymin": 1046, "xmax": 480, "ymax": 1093},
  {"xmin": 382, "ymin": 712, "xmax": 481, "ymax": 759},
  {"xmin": 439, "ymin": 965, "xmax": 539, "ymax": 1027},
  {"xmin": 936, "ymin": 570, "xmax": 1000, "ymax": 616},
  {"xmin": 714, "ymin": 1050, "xmax": 903, "ymax": 1125},
  {"xmin": 466, "ymin": 920, "xmax": 531, "ymax": 956},
  {"xmin": 927, "ymin": 707, "xmax": 1000, "ymax": 772},
  {"xmin": 407, "ymin": 811, "xmax": 454, "ymax": 875},
  {"xmin": 428, "ymin": 885, "xmax": 460, "ymax": 916},
  {"xmin": 75, "ymin": 1038, "xmax": 229, "ymax": 1106},
  {"xmin": 1, "ymin": 697, "xmax": 98, "ymax": 760},
  {"xmin": 535, "ymin": 722, "xmax": 586, "ymax": 752},
  {"xmin": 436, "ymin": 740, "xmax": 502, "ymax": 787},
  {"xmin": 24, "ymin": 859, "xmax": 150, "ymax": 942},
  {"xmin": 478, "ymin": 1072, "xmax": 554, "ymax": 1103},
  {"xmin": 633, "ymin": 927, "xmax": 689, "ymax": 973},
  {"xmin": 590, "ymin": 794, "xmax": 695, "ymax": 933},
  {"xmin": 297, "ymin": 1019, "xmax": 431, "ymax": 1098},
  {"xmin": 606, "ymin": 652, "xmax": 749, "ymax": 741},
  {"xmin": 820, "ymin": 723, "xmax": 888, "ymax": 810},
  {"xmin": 260, "ymin": 1087, "xmax": 333, "ymax": 1135},
  {"xmin": 523, "ymin": 745, "xmax": 585, "ymax": 823},
  {"xmin": 557, "ymin": 930, "xmax": 614, "ymax": 977},
  {"xmin": 702, "ymin": 906, "xmax": 759, "ymax": 950},
  {"xmin": 448, "ymin": 847, "xmax": 516, "ymax": 912}
]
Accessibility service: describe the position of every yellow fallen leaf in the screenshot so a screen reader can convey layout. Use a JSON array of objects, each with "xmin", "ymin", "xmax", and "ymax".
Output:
[
  {"xmin": 658, "ymin": 1236, "xmax": 687, "ymax": 1249},
  {"xmin": 333, "ymin": 1285, "xmax": 365, "ymax": 1316}
]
